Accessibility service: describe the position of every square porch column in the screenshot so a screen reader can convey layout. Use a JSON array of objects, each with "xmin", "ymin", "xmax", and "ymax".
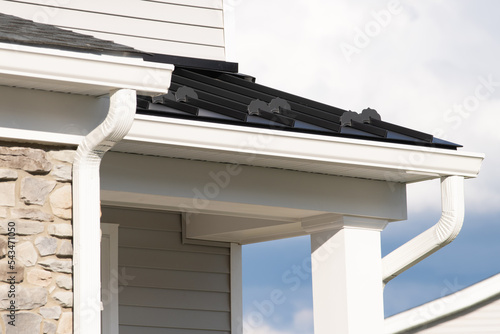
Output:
[{"xmin": 303, "ymin": 216, "xmax": 388, "ymax": 334}]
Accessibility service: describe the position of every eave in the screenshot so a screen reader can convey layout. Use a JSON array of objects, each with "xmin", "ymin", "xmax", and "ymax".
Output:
[{"xmin": 115, "ymin": 114, "xmax": 484, "ymax": 184}]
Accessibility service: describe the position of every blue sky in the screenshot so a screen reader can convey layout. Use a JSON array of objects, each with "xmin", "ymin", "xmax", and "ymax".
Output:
[{"xmin": 225, "ymin": 1, "xmax": 500, "ymax": 333}]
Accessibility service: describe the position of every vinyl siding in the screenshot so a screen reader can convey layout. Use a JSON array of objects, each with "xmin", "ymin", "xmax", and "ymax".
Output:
[
  {"xmin": 101, "ymin": 207, "xmax": 231, "ymax": 334},
  {"xmin": 0, "ymin": 0, "xmax": 225, "ymax": 60},
  {"xmin": 408, "ymin": 295, "xmax": 500, "ymax": 334}
]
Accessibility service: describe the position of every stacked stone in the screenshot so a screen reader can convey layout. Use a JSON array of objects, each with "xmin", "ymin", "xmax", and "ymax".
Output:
[{"xmin": 0, "ymin": 146, "xmax": 75, "ymax": 334}]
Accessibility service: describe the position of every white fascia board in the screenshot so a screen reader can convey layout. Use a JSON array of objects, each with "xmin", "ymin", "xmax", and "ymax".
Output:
[
  {"xmin": 0, "ymin": 127, "xmax": 83, "ymax": 146},
  {"xmin": 124, "ymin": 115, "xmax": 484, "ymax": 182},
  {"xmin": 385, "ymin": 273, "xmax": 500, "ymax": 334},
  {"xmin": 0, "ymin": 42, "xmax": 174, "ymax": 96}
]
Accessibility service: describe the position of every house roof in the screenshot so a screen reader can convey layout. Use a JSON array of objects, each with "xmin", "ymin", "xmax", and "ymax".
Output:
[
  {"xmin": 0, "ymin": 12, "xmax": 145, "ymax": 57},
  {"xmin": 0, "ymin": 11, "xmax": 459, "ymax": 149},
  {"xmin": 385, "ymin": 272, "xmax": 500, "ymax": 333},
  {"xmin": 136, "ymin": 67, "xmax": 461, "ymax": 150}
]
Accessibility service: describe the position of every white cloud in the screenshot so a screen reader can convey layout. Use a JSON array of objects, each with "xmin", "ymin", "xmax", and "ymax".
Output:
[
  {"xmin": 293, "ymin": 308, "xmax": 314, "ymax": 332},
  {"xmin": 245, "ymin": 325, "xmax": 295, "ymax": 334},
  {"xmin": 243, "ymin": 308, "xmax": 314, "ymax": 334}
]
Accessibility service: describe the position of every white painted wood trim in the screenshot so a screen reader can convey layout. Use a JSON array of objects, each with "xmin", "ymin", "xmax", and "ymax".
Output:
[
  {"xmin": 100, "ymin": 223, "xmax": 119, "ymax": 334},
  {"xmin": 385, "ymin": 273, "xmax": 500, "ymax": 334},
  {"xmin": 230, "ymin": 243, "xmax": 243, "ymax": 334},
  {"xmin": 125, "ymin": 115, "xmax": 484, "ymax": 180},
  {"xmin": 0, "ymin": 42, "xmax": 174, "ymax": 96}
]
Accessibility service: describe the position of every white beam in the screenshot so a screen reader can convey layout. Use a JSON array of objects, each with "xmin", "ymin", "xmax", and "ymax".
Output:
[
  {"xmin": 100, "ymin": 152, "xmax": 408, "ymax": 222},
  {"xmin": 309, "ymin": 216, "xmax": 387, "ymax": 334}
]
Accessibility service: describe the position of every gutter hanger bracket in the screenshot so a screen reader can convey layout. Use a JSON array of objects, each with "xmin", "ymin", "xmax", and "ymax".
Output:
[
  {"xmin": 382, "ymin": 175, "xmax": 465, "ymax": 284},
  {"xmin": 73, "ymin": 89, "xmax": 136, "ymax": 334}
]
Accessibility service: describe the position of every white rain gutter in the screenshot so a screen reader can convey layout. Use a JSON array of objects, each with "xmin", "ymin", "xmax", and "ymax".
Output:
[
  {"xmin": 123, "ymin": 115, "xmax": 484, "ymax": 183},
  {"xmin": 382, "ymin": 175, "xmax": 465, "ymax": 284}
]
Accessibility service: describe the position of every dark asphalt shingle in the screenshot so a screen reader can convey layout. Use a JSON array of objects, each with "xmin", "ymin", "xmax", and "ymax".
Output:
[
  {"xmin": 137, "ymin": 67, "xmax": 462, "ymax": 150},
  {"xmin": 0, "ymin": 12, "xmax": 146, "ymax": 57}
]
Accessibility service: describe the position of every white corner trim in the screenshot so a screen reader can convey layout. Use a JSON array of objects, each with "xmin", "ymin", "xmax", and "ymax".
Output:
[
  {"xmin": 73, "ymin": 89, "xmax": 136, "ymax": 334},
  {"xmin": 126, "ymin": 115, "xmax": 484, "ymax": 180},
  {"xmin": 100, "ymin": 223, "xmax": 119, "ymax": 334},
  {"xmin": 0, "ymin": 42, "xmax": 174, "ymax": 96},
  {"xmin": 0, "ymin": 127, "xmax": 83, "ymax": 146},
  {"xmin": 231, "ymin": 243, "xmax": 243, "ymax": 334},
  {"xmin": 382, "ymin": 176, "xmax": 465, "ymax": 284},
  {"xmin": 385, "ymin": 273, "xmax": 500, "ymax": 334}
]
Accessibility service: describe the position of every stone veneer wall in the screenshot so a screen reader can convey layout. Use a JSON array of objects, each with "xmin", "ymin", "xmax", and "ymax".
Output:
[{"xmin": 0, "ymin": 145, "xmax": 75, "ymax": 334}]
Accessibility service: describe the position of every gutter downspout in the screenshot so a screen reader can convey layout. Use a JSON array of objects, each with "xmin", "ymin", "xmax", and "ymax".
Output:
[
  {"xmin": 73, "ymin": 89, "xmax": 136, "ymax": 334},
  {"xmin": 382, "ymin": 175, "xmax": 465, "ymax": 284}
]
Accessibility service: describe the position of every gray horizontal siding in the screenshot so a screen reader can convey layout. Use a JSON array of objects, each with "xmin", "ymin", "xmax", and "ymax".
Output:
[
  {"xmin": 120, "ymin": 287, "xmax": 230, "ymax": 312},
  {"xmin": 102, "ymin": 207, "xmax": 231, "ymax": 333},
  {"xmin": 119, "ymin": 247, "xmax": 230, "ymax": 273},
  {"xmin": 119, "ymin": 325, "xmax": 229, "ymax": 334},
  {"xmin": 120, "ymin": 306, "xmax": 230, "ymax": 331},
  {"xmin": 120, "ymin": 267, "xmax": 230, "ymax": 292},
  {"xmin": 1, "ymin": 0, "xmax": 225, "ymax": 59}
]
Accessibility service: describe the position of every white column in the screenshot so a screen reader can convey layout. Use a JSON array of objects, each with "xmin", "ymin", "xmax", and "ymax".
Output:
[{"xmin": 305, "ymin": 216, "xmax": 387, "ymax": 334}]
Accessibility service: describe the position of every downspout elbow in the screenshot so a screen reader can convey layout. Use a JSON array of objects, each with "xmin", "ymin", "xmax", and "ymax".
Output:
[
  {"xmin": 73, "ymin": 89, "xmax": 136, "ymax": 333},
  {"xmin": 382, "ymin": 175, "xmax": 465, "ymax": 285}
]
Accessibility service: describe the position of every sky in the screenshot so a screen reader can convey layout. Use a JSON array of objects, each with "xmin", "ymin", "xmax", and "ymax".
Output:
[{"xmin": 224, "ymin": 1, "xmax": 500, "ymax": 333}]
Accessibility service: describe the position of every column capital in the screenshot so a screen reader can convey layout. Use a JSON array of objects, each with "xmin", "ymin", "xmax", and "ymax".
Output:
[{"xmin": 301, "ymin": 214, "xmax": 388, "ymax": 234}]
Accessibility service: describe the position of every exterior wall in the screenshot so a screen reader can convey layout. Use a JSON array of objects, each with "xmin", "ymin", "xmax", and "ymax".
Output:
[
  {"xmin": 407, "ymin": 296, "xmax": 500, "ymax": 334},
  {"xmin": 101, "ymin": 206, "xmax": 231, "ymax": 334},
  {"xmin": 0, "ymin": 0, "xmax": 225, "ymax": 60},
  {"xmin": 0, "ymin": 144, "xmax": 75, "ymax": 334}
]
